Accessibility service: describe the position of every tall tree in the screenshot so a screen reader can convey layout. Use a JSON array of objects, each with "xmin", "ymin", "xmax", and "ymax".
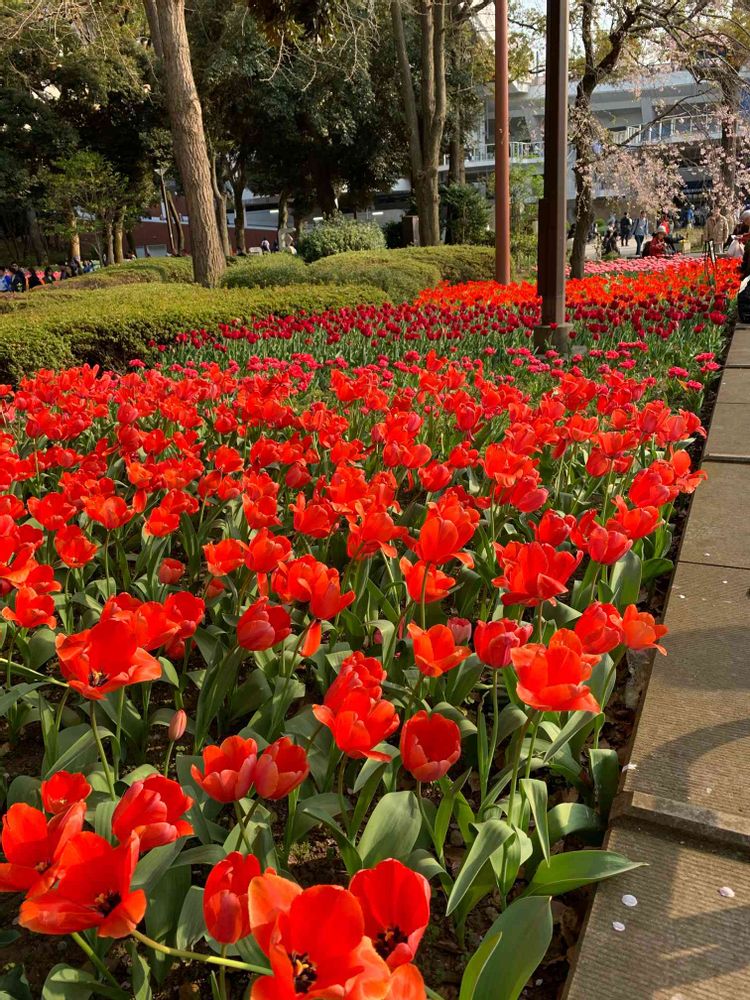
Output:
[{"xmin": 144, "ymin": 0, "xmax": 226, "ymax": 286}]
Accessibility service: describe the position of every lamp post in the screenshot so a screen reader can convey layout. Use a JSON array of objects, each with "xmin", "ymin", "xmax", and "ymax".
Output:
[
  {"xmin": 534, "ymin": 0, "xmax": 572, "ymax": 352},
  {"xmin": 495, "ymin": 0, "xmax": 511, "ymax": 284}
]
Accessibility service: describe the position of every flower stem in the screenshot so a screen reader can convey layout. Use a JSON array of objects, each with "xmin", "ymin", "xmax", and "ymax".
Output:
[
  {"xmin": 71, "ymin": 931, "xmax": 121, "ymax": 990},
  {"xmin": 524, "ymin": 715, "xmax": 542, "ymax": 780},
  {"xmin": 219, "ymin": 944, "xmax": 228, "ymax": 1000},
  {"xmin": 90, "ymin": 701, "xmax": 116, "ymax": 801},
  {"xmin": 234, "ymin": 799, "xmax": 259, "ymax": 852},
  {"xmin": 131, "ymin": 929, "xmax": 270, "ymax": 974},
  {"xmin": 337, "ymin": 758, "xmax": 349, "ymax": 837}
]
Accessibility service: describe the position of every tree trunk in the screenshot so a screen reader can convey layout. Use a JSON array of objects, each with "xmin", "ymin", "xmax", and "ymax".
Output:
[
  {"xmin": 449, "ymin": 130, "xmax": 465, "ymax": 185},
  {"xmin": 719, "ymin": 72, "xmax": 740, "ymax": 216},
  {"xmin": 113, "ymin": 210, "xmax": 125, "ymax": 263},
  {"xmin": 166, "ymin": 190, "xmax": 185, "ymax": 254},
  {"xmin": 126, "ymin": 229, "xmax": 137, "ymax": 256},
  {"xmin": 211, "ymin": 151, "xmax": 232, "ymax": 257},
  {"xmin": 145, "ymin": 0, "xmax": 225, "ymax": 286},
  {"xmin": 278, "ymin": 190, "xmax": 289, "ymax": 244},
  {"xmin": 158, "ymin": 171, "xmax": 177, "ymax": 255},
  {"xmin": 233, "ymin": 175, "xmax": 246, "ymax": 252},
  {"xmin": 26, "ymin": 206, "xmax": 47, "ymax": 264},
  {"xmin": 69, "ymin": 215, "xmax": 80, "ymax": 261},
  {"xmin": 391, "ymin": 0, "xmax": 446, "ymax": 246},
  {"xmin": 570, "ymin": 141, "xmax": 592, "ymax": 279},
  {"xmin": 104, "ymin": 221, "xmax": 115, "ymax": 265}
]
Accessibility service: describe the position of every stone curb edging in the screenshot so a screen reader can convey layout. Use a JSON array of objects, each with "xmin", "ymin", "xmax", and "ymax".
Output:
[{"xmin": 562, "ymin": 322, "xmax": 750, "ymax": 999}]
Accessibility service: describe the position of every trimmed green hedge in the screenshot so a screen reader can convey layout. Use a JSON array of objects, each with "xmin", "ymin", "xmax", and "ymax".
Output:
[
  {"xmin": 0, "ymin": 281, "xmax": 389, "ymax": 383},
  {"xmin": 388, "ymin": 246, "xmax": 495, "ymax": 283},
  {"xmin": 221, "ymin": 255, "xmax": 310, "ymax": 289},
  {"xmin": 307, "ymin": 255, "xmax": 441, "ymax": 303},
  {"xmin": 298, "ymin": 216, "xmax": 386, "ymax": 262}
]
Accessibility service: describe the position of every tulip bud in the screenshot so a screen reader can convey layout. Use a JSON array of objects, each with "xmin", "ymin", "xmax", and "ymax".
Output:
[
  {"xmin": 447, "ymin": 617, "xmax": 471, "ymax": 644},
  {"xmin": 168, "ymin": 709, "xmax": 187, "ymax": 742}
]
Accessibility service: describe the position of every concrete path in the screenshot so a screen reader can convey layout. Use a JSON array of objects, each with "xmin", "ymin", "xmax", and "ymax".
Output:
[{"xmin": 564, "ymin": 324, "xmax": 750, "ymax": 999}]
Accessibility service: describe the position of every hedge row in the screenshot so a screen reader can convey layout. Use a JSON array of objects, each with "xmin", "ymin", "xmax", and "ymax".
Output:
[
  {"xmin": 222, "ymin": 245, "xmax": 495, "ymax": 300},
  {"xmin": 0, "ymin": 282, "xmax": 388, "ymax": 383}
]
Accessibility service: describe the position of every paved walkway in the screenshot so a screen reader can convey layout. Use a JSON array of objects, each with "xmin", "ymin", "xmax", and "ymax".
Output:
[{"xmin": 564, "ymin": 324, "xmax": 750, "ymax": 999}]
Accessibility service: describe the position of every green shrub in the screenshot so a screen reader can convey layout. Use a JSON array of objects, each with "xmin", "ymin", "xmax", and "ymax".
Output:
[
  {"xmin": 0, "ymin": 281, "xmax": 389, "ymax": 382},
  {"xmin": 221, "ymin": 255, "xmax": 309, "ymax": 289},
  {"xmin": 32, "ymin": 257, "xmax": 196, "ymax": 294},
  {"xmin": 298, "ymin": 214, "xmax": 386, "ymax": 262},
  {"xmin": 307, "ymin": 254, "xmax": 441, "ymax": 302},
  {"xmin": 382, "ymin": 220, "xmax": 404, "ymax": 249},
  {"xmin": 442, "ymin": 184, "xmax": 491, "ymax": 245},
  {"xmin": 389, "ymin": 245, "xmax": 496, "ymax": 283}
]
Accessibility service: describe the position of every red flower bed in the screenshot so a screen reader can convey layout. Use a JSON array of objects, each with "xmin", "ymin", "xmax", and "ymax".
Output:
[{"xmin": 0, "ymin": 261, "xmax": 732, "ymax": 999}]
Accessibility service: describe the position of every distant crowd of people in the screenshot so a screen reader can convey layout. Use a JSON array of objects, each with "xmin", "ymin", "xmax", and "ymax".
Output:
[
  {"xmin": 1, "ymin": 258, "xmax": 99, "ymax": 292},
  {"xmin": 567, "ymin": 201, "xmax": 750, "ymax": 262}
]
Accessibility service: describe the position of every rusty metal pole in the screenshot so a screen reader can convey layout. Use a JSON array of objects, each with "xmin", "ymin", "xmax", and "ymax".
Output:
[
  {"xmin": 495, "ymin": 0, "xmax": 511, "ymax": 284},
  {"xmin": 534, "ymin": 0, "xmax": 572, "ymax": 352}
]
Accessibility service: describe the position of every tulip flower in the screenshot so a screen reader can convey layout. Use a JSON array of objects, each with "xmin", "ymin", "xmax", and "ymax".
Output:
[
  {"xmin": 248, "ymin": 876, "xmax": 391, "ymax": 1000},
  {"xmin": 53, "ymin": 525, "xmax": 98, "ymax": 568},
  {"xmin": 400, "ymin": 711, "xmax": 461, "ymax": 783},
  {"xmin": 203, "ymin": 851, "xmax": 261, "ymax": 944},
  {"xmin": 322, "ymin": 651, "xmax": 387, "ymax": 711},
  {"xmin": 158, "ymin": 557, "xmax": 186, "ymax": 584},
  {"xmin": 237, "ymin": 597, "xmax": 292, "ymax": 651},
  {"xmin": 399, "ymin": 557, "xmax": 455, "ymax": 604},
  {"xmin": 349, "ymin": 859, "xmax": 431, "ymax": 969},
  {"xmin": 313, "ymin": 690, "xmax": 399, "ymax": 761},
  {"xmin": 407, "ymin": 623, "xmax": 470, "ymax": 677},
  {"xmin": 621, "ymin": 604, "xmax": 668, "ymax": 653},
  {"xmin": 1, "ymin": 586, "xmax": 57, "ymax": 630},
  {"xmin": 574, "ymin": 602, "xmax": 624, "ymax": 655},
  {"xmin": 191, "ymin": 735, "xmax": 258, "ymax": 802},
  {"xmin": 511, "ymin": 630, "xmax": 601, "ymax": 713},
  {"xmin": 82, "ymin": 494, "xmax": 133, "ymax": 531},
  {"xmin": 254, "ymin": 737, "xmax": 310, "ymax": 800},
  {"xmin": 493, "ymin": 541, "xmax": 582, "ymax": 607},
  {"xmin": 474, "ymin": 619, "xmax": 533, "ymax": 669},
  {"xmin": 27, "ymin": 494, "xmax": 75, "ymax": 531},
  {"xmin": 0, "ymin": 802, "xmax": 85, "ymax": 895},
  {"xmin": 19, "ymin": 832, "xmax": 146, "ymax": 938},
  {"xmin": 40, "ymin": 771, "xmax": 92, "ymax": 816},
  {"xmin": 56, "ymin": 618, "xmax": 162, "ymax": 700},
  {"xmin": 112, "ymin": 775, "xmax": 193, "ymax": 853}
]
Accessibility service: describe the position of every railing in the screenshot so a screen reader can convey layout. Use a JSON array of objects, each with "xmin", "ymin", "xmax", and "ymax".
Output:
[{"xmin": 442, "ymin": 113, "xmax": 722, "ymax": 169}]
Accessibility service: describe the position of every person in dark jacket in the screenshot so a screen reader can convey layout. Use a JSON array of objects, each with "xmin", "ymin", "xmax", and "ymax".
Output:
[
  {"xmin": 9, "ymin": 265, "xmax": 27, "ymax": 292},
  {"xmin": 619, "ymin": 212, "xmax": 633, "ymax": 247},
  {"xmin": 43, "ymin": 266, "xmax": 55, "ymax": 284},
  {"xmin": 27, "ymin": 269, "xmax": 42, "ymax": 289}
]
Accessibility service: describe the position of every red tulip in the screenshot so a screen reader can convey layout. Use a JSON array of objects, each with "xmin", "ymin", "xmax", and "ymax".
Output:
[
  {"xmin": 400, "ymin": 711, "xmax": 461, "ymax": 783},
  {"xmin": 56, "ymin": 618, "xmax": 161, "ymax": 700},
  {"xmin": 474, "ymin": 619, "xmax": 533, "ymax": 669},
  {"xmin": 203, "ymin": 851, "xmax": 261, "ymax": 944},
  {"xmin": 399, "ymin": 557, "xmax": 455, "ymax": 604},
  {"xmin": 248, "ymin": 875, "xmax": 390, "ymax": 1000},
  {"xmin": 112, "ymin": 775, "xmax": 193, "ymax": 853},
  {"xmin": 237, "ymin": 598, "xmax": 291, "ymax": 651},
  {"xmin": 493, "ymin": 541, "xmax": 582, "ymax": 607},
  {"xmin": 2, "ymin": 586, "xmax": 56, "ymax": 630},
  {"xmin": 41, "ymin": 771, "xmax": 92, "ymax": 816},
  {"xmin": 19, "ymin": 832, "xmax": 146, "ymax": 938},
  {"xmin": 158, "ymin": 558, "xmax": 185, "ymax": 584},
  {"xmin": 322, "ymin": 651, "xmax": 387, "ymax": 712},
  {"xmin": 83, "ymin": 494, "xmax": 132, "ymax": 531},
  {"xmin": 254, "ymin": 737, "xmax": 310, "ymax": 800},
  {"xmin": 168, "ymin": 709, "xmax": 187, "ymax": 742},
  {"xmin": 407, "ymin": 623, "xmax": 470, "ymax": 677},
  {"xmin": 313, "ymin": 690, "xmax": 399, "ymax": 761},
  {"xmin": 191, "ymin": 736, "xmax": 258, "ymax": 802},
  {"xmin": 54, "ymin": 525, "xmax": 98, "ymax": 568},
  {"xmin": 621, "ymin": 604, "xmax": 668, "ymax": 653},
  {"xmin": 349, "ymin": 859, "xmax": 431, "ymax": 969},
  {"xmin": 574, "ymin": 602, "xmax": 624, "ymax": 655},
  {"xmin": 0, "ymin": 802, "xmax": 85, "ymax": 895},
  {"xmin": 511, "ymin": 630, "xmax": 601, "ymax": 713}
]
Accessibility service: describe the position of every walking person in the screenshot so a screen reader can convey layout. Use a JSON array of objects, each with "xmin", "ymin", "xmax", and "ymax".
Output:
[
  {"xmin": 620, "ymin": 211, "xmax": 633, "ymax": 248},
  {"xmin": 631, "ymin": 212, "xmax": 649, "ymax": 256},
  {"xmin": 704, "ymin": 206, "xmax": 730, "ymax": 252}
]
